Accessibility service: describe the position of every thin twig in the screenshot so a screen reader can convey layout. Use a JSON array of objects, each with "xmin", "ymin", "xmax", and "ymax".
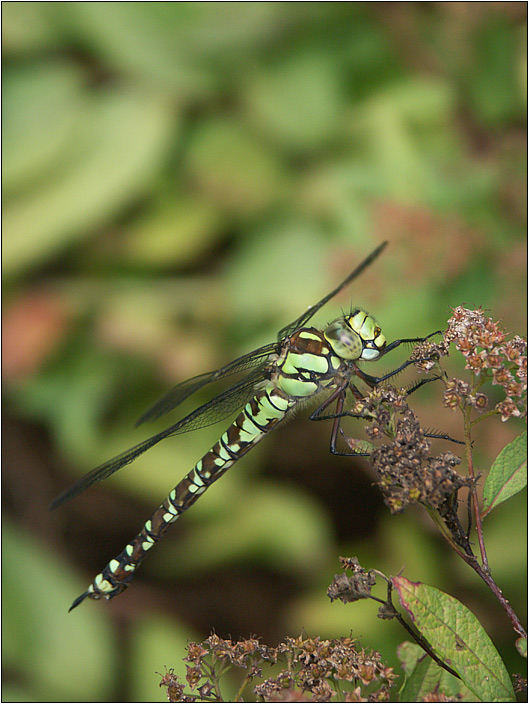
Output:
[
  {"xmin": 463, "ymin": 406, "xmax": 489, "ymax": 571},
  {"xmin": 457, "ymin": 551, "xmax": 527, "ymax": 639}
]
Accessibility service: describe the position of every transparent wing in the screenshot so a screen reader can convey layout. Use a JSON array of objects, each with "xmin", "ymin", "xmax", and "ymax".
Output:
[
  {"xmin": 136, "ymin": 342, "xmax": 276, "ymax": 425},
  {"xmin": 51, "ymin": 243, "xmax": 388, "ymax": 510},
  {"xmin": 139, "ymin": 243, "xmax": 387, "ymax": 424},
  {"xmin": 50, "ymin": 368, "xmax": 265, "ymax": 510},
  {"xmin": 277, "ymin": 241, "xmax": 388, "ymax": 341}
]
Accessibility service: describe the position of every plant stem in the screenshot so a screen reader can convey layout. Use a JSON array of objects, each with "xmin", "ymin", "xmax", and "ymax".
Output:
[
  {"xmin": 233, "ymin": 662, "xmax": 255, "ymax": 703},
  {"xmin": 430, "ymin": 505, "xmax": 527, "ymax": 638},
  {"xmin": 426, "ymin": 444, "xmax": 527, "ymax": 638},
  {"xmin": 206, "ymin": 658, "xmax": 226, "ymax": 701},
  {"xmin": 394, "ymin": 610, "xmax": 461, "ymax": 679},
  {"xmin": 463, "ymin": 407, "xmax": 489, "ymax": 571},
  {"xmin": 469, "ymin": 409, "xmax": 499, "ymax": 426},
  {"xmin": 457, "ymin": 550, "xmax": 527, "ymax": 639}
]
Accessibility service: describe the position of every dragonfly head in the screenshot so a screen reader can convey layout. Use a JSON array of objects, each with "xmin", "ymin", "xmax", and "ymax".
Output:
[{"xmin": 324, "ymin": 310, "xmax": 386, "ymax": 361}]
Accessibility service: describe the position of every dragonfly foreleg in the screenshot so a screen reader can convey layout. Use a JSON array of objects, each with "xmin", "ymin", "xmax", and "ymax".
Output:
[
  {"xmin": 382, "ymin": 330, "xmax": 441, "ymax": 355},
  {"xmin": 355, "ymin": 358, "xmax": 418, "ymax": 386},
  {"xmin": 354, "ymin": 330, "xmax": 441, "ymax": 386}
]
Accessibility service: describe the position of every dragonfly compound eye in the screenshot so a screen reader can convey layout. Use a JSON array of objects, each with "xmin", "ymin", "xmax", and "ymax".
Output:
[
  {"xmin": 333, "ymin": 311, "xmax": 387, "ymax": 362},
  {"xmin": 324, "ymin": 319, "xmax": 363, "ymax": 360}
]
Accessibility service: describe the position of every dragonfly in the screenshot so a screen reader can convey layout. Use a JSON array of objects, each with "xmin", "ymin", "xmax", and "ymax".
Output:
[{"xmin": 52, "ymin": 241, "xmax": 441, "ymax": 610}]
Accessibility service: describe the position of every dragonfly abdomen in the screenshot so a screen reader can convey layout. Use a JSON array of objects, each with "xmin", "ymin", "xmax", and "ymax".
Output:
[{"xmin": 70, "ymin": 383, "xmax": 299, "ymax": 609}]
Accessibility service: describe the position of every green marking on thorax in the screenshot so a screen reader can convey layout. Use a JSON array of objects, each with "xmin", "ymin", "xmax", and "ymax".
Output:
[
  {"xmin": 278, "ymin": 376, "xmax": 318, "ymax": 397},
  {"xmin": 281, "ymin": 351, "xmax": 329, "ymax": 376},
  {"xmin": 297, "ymin": 330, "xmax": 321, "ymax": 341}
]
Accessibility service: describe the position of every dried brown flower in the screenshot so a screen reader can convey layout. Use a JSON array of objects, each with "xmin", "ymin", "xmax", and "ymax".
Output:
[
  {"xmin": 439, "ymin": 307, "xmax": 527, "ymax": 421},
  {"xmin": 328, "ymin": 558, "xmax": 377, "ymax": 603},
  {"xmin": 158, "ymin": 668, "xmax": 186, "ymax": 703},
  {"xmin": 255, "ymin": 634, "xmax": 394, "ymax": 702},
  {"xmin": 185, "ymin": 665, "xmax": 201, "ymax": 688}
]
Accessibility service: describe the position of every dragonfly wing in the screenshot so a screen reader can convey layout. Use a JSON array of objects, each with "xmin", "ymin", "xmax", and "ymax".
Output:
[
  {"xmin": 50, "ymin": 368, "xmax": 264, "ymax": 510},
  {"xmin": 277, "ymin": 241, "xmax": 388, "ymax": 341},
  {"xmin": 136, "ymin": 342, "xmax": 276, "ymax": 425},
  {"xmin": 136, "ymin": 371, "xmax": 223, "ymax": 426},
  {"xmin": 138, "ymin": 243, "xmax": 387, "ymax": 426}
]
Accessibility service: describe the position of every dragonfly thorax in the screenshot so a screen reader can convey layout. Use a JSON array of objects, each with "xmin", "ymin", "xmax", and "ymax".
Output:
[{"xmin": 324, "ymin": 310, "xmax": 386, "ymax": 362}]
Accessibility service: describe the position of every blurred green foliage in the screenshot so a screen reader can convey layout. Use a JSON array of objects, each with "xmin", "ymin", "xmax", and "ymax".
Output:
[{"xmin": 2, "ymin": 3, "xmax": 526, "ymax": 702}]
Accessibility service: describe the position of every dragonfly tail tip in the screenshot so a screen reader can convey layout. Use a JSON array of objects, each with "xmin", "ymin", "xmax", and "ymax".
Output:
[{"xmin": 69, "ymin": 591, "xmax": 90, "ymax": 612}]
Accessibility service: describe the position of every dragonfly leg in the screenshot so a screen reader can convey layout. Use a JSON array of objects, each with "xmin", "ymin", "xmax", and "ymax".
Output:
[
  {"xmin": 310, "ymin": 385, "xmax": 371, "ymax": 457},
  {"xmin": 404, "ymin": 375, "xmax": 442, "ymax": 397},
  {"xmin": 355, "ymin": 358, "xmax": 416, "ymax": 386},
  {"xmin": 423, "ymin": 430, "xmax": 464, "ymax": 444},
  {"xmin": 403, "ymin": 376, "xmax": 464, "ymax": 446},
  {"xmin": 382, "ymin": 330, "xmax": 441, "ymax": 355},
  {"xmin": 354, "ymin": 330, "xmax": 442, "ymax": 387},
  {"xmin": 309, "ymin": 382, "xmax": 366, "ymax": 424},
  {"xmin": 312, "ymin": 373, "xmax": 462, "ymax": 453}
]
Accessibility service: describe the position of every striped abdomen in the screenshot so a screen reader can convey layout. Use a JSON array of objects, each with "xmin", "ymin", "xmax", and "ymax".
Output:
[
  {"xmin": 70, "ymin": 327, "xmax": 343, "ymax": 610},
  {"xmin": 70, "ymin": 384, "xmax": 297, "ymax": 608}
]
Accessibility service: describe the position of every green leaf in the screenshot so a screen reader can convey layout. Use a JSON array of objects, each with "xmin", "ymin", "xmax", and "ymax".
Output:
[
  {"xmin": 397, "ymin": 641, "xmax": 472, "ymax": 702},
  {"xmin": 3, "ymin": 62, "xmax": 86, "ymax": 193},
  {"xmin": 245, "ymin": 51, "xmax": 344, "ymax": 151},
  {"xmin": 3, "ymin": 520, "xmax": 116, "ymax": 701},
  {"xmin": 123, "ymin": 194, "xmax": 223, "ymax": 268},
  {"xmin": 393, "ymin": 577, "xmax": 515, "ymax": 702},
  {"xmin": 3, "ymin": 86, "xmax": 175, "ymax": 277},
  {"xmin": 65, "ymin": 3, "xmax": 286, "ymax": 96},
  {"xmin": 185, "ymin": 117, "xmax": 287, "ymax": 214},
  {"xmin": 482, "ymin": 431, "xmax": 527, "ymax": 518}
]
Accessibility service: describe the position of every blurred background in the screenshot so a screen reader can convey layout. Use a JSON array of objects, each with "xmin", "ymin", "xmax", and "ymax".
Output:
[{"xmin": 2, "ymin": 2, "xmax": 527, "ymax": 701}]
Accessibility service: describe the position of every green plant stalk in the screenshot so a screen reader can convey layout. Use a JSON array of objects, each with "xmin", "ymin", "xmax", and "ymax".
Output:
[
  {"xmin": 204, "ymin": 657, "xmax": 229, "ymax": 701},
  {"xmin": 332, "ymin": 676, "xmax": 343, "ymax": 699},
  {"xmin": 431, "ymin": 399, "xmax": 527, "ymax": 639},
  {"xmin": 233, "ymin": 656, "xmax": 257, "ymax": 703},
  {"xmin": 469, "ymin": 409, "xmax": 500, "ymax": 426},
  {"xmin": 463, "ymin": 402, "xmax": 490, "ymax": 572}
]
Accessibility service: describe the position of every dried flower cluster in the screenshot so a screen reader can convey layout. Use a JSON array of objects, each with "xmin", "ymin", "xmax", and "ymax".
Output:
[
  {"xmin": 159, "ymin": 668, "xmax": 186, "ymax": 702},
  {"xmin": 409, "ymin": 337, "xmax": 450, "ymax": 373},
  {"xmin": 159, "ymin": 631, "xmax": 395, "ymax": 702},
  {"xmin": 513, "ymin": 673, "xmax": 528, "ymax": 694},
  {"xmin": 353, "ymin": 387, "xmax": 468, "ymax": 514},
  {"xmin": 254, "ymin": 635, "xmax": 394, "ymax": 703},
  {"xmin": 327, "ymin": 557, "xmax": 377, "ymax": 604},
  {"xmin": 187, "ymin": 633, "xmax": 275, "ymax": 671},
  {"xmin": 412, "ymin": 307, "xmax": 527, "ymax": 422}
]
